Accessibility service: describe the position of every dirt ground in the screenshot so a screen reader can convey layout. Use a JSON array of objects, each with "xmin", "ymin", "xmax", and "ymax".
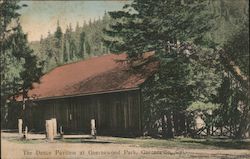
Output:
[{"xmin": 1, "ymin": 132, "xmax": 250, "ymax": 159}]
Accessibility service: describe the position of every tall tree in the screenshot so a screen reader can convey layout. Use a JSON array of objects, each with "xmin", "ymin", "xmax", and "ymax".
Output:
[
  {"xmin": 79, "ymin": 31, "xmax": 86, "ymax": 58},
  {"xmin": 86, "ymin": 41, "xmax": 91, "ymax": 55},
  {"xmin": 63, "ymin": 34, "xmax": 68, "ymax": 62},
  {"xmin": 54, "ymin": 20, "xmax": 63, "ymax": 63},
  {"xmin": 215, "ymin": 19, "xmax": 249, "ymax": 138},
  {"xmin": 75, "ymin": 21, "xmax": 80, "ymax": 33},
  {"xmin": 7, "ymin": 24, "xmax": 43, "ymax": 103},
  {"xmin": 104, "ymin": 0, "xmax": 220, "ymax": 137},
  {"xmin": 1, "ymin": 0, "xmax": 22, "ymax": 126},
  {"xmin": 1, "ymin": 1, "xmax": 43, "ymax": 126},
  {"xmin": 104, "ymin": 0, "xmax": 214, "ymax": 58}
]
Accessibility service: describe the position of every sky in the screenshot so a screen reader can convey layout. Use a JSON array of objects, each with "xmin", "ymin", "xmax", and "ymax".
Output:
[{"xmin": 18, "ymin": 1, "xmax": 130, "ymax": 42}]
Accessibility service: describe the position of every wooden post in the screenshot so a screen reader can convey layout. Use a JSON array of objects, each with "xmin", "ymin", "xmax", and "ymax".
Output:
[
  {"xmin": 220, "ymin": 127, "xmax": 223, "ymax": 136},
  {"xmin": 211, "ymin": 123, "xmax": 214, "ymax": 136},
  {"xmin": 45, "ymin": 120, "xmax": 48, "ymax": 138},
  {"xmin": 18, "ymin": 119, "xmax": 23, "ymax": 135},
  {"xmin": 45, "ymin": 120, "xmax": 54, "ymax": 141},
  {"xmin": 91, "ymin": 119, "xmax": 96, "ymax": 139},
  {"xmin": 24, "ymin": 126, "xmax": 28, "ymax": 139},
  {"xmin": 229, "ymin": 125, "xmax": 232, "ymax": 137},
  {"xmin": 51, "ymin": 118, "xmax": 57, "ymax": 137}
]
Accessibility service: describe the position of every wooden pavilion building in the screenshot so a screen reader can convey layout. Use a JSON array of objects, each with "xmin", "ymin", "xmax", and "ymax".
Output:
[{"xmin": 13, "ymin": 53, "xmax": 158, "ymax": 136}]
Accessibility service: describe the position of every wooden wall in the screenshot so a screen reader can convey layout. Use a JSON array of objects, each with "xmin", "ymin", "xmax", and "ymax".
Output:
[{"xmin": 25, "ymin": 90, "xmax": 142, "ymax": 136}]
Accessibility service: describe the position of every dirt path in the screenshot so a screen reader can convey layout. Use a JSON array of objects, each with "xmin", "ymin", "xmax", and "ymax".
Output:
[{"xmin": 1, "ymin": 132, "xmax": 250, "ymax": 159}]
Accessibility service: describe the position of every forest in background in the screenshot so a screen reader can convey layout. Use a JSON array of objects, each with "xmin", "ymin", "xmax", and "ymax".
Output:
[
  {"xmin": 26, "ymin": 0, "xmax": 249, "ymax": 73},
  {"xmin": 1, "ymin": 0, "xmax": 249, "ymax": 139},
  {"xmin": 29, "ymin": 12, "xmax": 112, "ymax": 72}
]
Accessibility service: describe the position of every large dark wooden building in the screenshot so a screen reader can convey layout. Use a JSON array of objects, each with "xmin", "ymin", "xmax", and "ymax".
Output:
[{"xmin": 16, "ymin": 53, "xmax": 158, "ymax": 136}]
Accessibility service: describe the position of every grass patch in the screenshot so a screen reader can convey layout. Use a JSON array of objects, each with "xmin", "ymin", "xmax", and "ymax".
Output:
[
  {"xmin": 7, "ymin": 136, "xmax": 250, "ymax": 149},
  {"xmin": 181, "ymin": 138, "xmax": 250, "ymax": 149},
  {"xmin": 9, "ymin": 139, "xmax": 45, "ymax": 144},
  {"xmin": 61, "ymin": 138, "xmax": 82, "ymax": 143},
  {"xmin": 108, "ymin": 137, "xmax": 250, "ymax": 149}
]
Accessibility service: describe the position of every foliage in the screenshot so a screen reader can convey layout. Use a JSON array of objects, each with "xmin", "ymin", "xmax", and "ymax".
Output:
[
  {"xmin": 213, "ymin": 18, "xmax": 249, "ymax": 138},
  {"xmin": 30, "ymin": 13, "xmax": 112, "ymax": 72},
  {"xmin": 105, "ymin": 0, "xmax": 223, "ymax": 137},
  {"xmin": 206, "ymin": 0, "xmax": 249, "ymax": 46},
  {"xmin": 223, "ymin": 20, "xmax": 249, "ymax": 77},
  {"xmin": 187, "ymin": 101, "xmax": 220, "ymax": 112},
  {"xmin": 0, "ymin": 0, "xmax": 43, "ymax": 127},
  {"xmin": 1, "ymin": 0, "xmax": 22, "ymax": 117},
  {"xmin": 104, "ymin": 0, "xmax": 215, "ymax": 59},
  {"xmin": 8, "ymin": 24, "xmax": 43, "ymax": 94}
]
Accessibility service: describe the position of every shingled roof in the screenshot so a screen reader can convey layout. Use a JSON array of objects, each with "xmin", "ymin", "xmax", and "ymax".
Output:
[{"xmin": 20, "ymin": 52, "xmax": 158, "ymax": 101}]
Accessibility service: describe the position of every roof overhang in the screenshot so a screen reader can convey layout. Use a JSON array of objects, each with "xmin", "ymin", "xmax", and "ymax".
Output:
[{"xmin": 29, "ymin": 87, "xmax": 140, "ymax": 102}]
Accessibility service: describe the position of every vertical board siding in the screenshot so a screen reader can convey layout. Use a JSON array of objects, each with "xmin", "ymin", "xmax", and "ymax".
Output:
[{"xmin": 27, "ymin": 90, "xmax": 141, "ymax": 136}]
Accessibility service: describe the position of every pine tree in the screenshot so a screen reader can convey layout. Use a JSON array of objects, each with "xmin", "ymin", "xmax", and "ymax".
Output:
[
  {"xmin": 63, "ymin": 26, "xmax": 71, "ymax": 62},
  {"xmin": 79, "ymin": 31, "xmax": 86, "ymax": 59},
  {"xmin": 88, "ymin": 19, "xmax": 92, "ymax": 26},
  {"xmin": 104, "ymin": 0, "xmax": 219, "ymax": 137},
  {"xmin": 10, "ymin": 24, "xmax": 43, "ymax": 100},
  {"xmin": 0, "ymin": 0, "xmax": 43, "ymax": 126},
  {"xmin": 54, "ymin": 20, "xmax": 63, "ymax": 63},
  {"xmin": 104, "ymin": 0, "xmax": 214, "ymax": 59},
  {"xmin": 55, "ymin": 20, "xmax": 63, "ymax": 47},
  {"xmin": 1, "ymin": 0, "xmax": 22, "ymax": 126},
  {"xmin": 40, "ymin": 35, "xmax": 43, "ymax": 44},
  {"xmin": 75, "ymin": 21, "xmax": 80, "ymax": 33},
  {"xmin": 86, "ymin": 41, "xmax": 91, "ymax": 55},
  {"xmin": 63, "ymin": 34, "xmax": 68, "ymax": 62}
]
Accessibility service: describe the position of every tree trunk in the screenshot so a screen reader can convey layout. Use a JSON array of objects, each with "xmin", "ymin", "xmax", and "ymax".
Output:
[
  {"xmin": 83, "ymin": 42, "xmax": 86, "ymax": 58},
  {"xmin": 207, "ymin": 126, "xmax": 211, "ymax": 136},
  {"xmin": 179, "ymin": 112, "xmax": 186, "ymax": 135},
  {"xmin": 173, "ymin": 112, "xmax": 179, "ymax": 135},
  {"xmin": 166, "ymin": 111, "xmax": 174, "ymax": 138},
  {"xmin": 162, "ymin": 114, "xmax": 167, "ymax": 138}
]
